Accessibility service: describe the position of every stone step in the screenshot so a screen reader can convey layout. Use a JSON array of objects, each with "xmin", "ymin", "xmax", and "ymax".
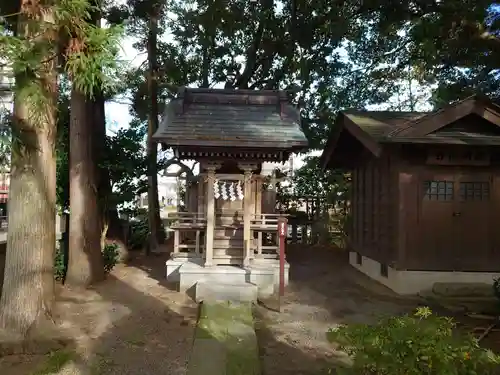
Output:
[
  {"xmin": 213, "ymin": 229, "xmax": 243, "ymax": 238},
  {"xmin": 196, "ymin": 281, "xmax": 258, "ymax": 303},
  {"xmin": 213, "ymin": 247, "xmax": 243, "ymax": 256},
  {"xmin": 215, "ymin": 215, "xmax": 243, "ymax": 223},
  {"xmin": 213, "ymin": 238, "xmax": 243, "ymax": 247}
]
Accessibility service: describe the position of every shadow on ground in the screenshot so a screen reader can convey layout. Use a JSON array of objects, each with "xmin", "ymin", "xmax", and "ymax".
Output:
[
  {"xmin": 0, "ymin": 245, "xmax": 422, "ymax": 375},
  {"xmin": 0, "ymin": 251, "xmax": 198, "ymax": 375},
  {"xmin": 252, "ymin": 244, "xmax": 420, "ymax": 375}
]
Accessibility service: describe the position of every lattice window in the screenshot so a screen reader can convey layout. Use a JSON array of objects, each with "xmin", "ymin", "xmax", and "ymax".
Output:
[
  {"xmin": 459, "ymin": 182, "xmax": 490, "ymax": 201},
  {"xmin": 423, "ymin": 181, "xmax": 454, "ymax": 201}
]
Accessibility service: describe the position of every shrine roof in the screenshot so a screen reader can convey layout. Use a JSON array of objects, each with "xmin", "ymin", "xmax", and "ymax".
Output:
[{"xmin": 153, "ymin": 88, "xmax": 309, "ymax": 151}]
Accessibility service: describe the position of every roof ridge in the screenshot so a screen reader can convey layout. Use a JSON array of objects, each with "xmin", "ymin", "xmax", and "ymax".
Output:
[{"xmin": 388, "ymin": 94, "xmax": 497, "ymax": 137}]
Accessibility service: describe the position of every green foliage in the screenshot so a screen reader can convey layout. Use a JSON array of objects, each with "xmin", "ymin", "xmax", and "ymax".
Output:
[
  {"xmin": 0, "ymin": 0, "xmax": 123, "ymax": 106},
  {"xmin": 54, "ymin": 243, "xmax": 66, "ymax": 281},
  {"xmin": 327, "ymin": 307, "xmax": 500, "ymax": 375},
  {"xmin": 54, "ymin": 242, "xmax": 119, "ymax": 280},
  {"xmin": 293, "ymin": 156, "xmax": 348, "ymax": 203},
  {"xmin": 102, "ymin": 243, "xmax": 119, "ymax": 273},
  {"xmin": 103, "ymin": 120, "xmax": 148, "ymax": 209},
  {"xmin": 127, "ymin": 210, "xmax": 149, "ymax": 250},
  {"xmin": 65, "ymin": 23, "xmax": 124, "ymax": 97}
]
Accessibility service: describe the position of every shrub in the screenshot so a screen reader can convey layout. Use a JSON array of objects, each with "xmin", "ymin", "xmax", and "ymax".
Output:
[
  {"xmin": 54, "ymin": 245, "xmax": 66, "ymax": 281},
  {"xmin": 127, "ymin": 216, "xmax": 149, "ymax": 250},
  {"xmin": 102, "ymin": 242, "xmax": 119, "ymax": 273},
  {"xmin": 54, "ymin": 242, "xmax": 119, "ymax": 280},
  {"xmin": 326, "ymin": 307, "xmax": 500, "ymax": 375}
]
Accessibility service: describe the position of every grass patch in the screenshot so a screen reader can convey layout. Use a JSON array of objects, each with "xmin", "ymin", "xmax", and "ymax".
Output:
[
  {"xmin": 89, "ymin": 355, "xmax": 117, "ymax": 375},
  {"xmin": 31, "ymin": 349, "xmax": 75, "ymax": 375}
]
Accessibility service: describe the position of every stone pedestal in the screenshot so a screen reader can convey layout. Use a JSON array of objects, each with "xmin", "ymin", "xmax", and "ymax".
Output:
[
  {"xmin": 165, "ymin": 254, "xmax": 203, "ymax": 282},
  {"xmin": 175, "ymin": 261, "xmax": 276, "ymax": 300},
  {"xmin": 251, "ymin": 258, "xmax": 290, "ymax": 288}
]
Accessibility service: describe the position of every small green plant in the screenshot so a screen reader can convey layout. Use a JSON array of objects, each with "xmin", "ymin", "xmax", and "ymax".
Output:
[
  {"xmin": 102, "ymin": 243, "xmax": 119, "ymax": 273},
  {"xmin": 54, "ymin": 245, "xmax": 66, "ymax": 281},
  {"xmin": 54, "ymin": 242, "xmax": 119, "ymax": 280},
  {"xmin": 326, "ymin": 307, "xmax": 500, "ymax": 375},
  {"xmin": 127, "ymin": 216, "xmax": 149, "ymax": 250},
  {"xmin": 32, "ymin": 349, "xmax": 75, "ymax": 375}
]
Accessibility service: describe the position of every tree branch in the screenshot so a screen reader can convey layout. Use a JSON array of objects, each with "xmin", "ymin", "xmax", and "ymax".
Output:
[{"xmin": 234, "ymin": 20, "xmax": 266, "ymax": 88}]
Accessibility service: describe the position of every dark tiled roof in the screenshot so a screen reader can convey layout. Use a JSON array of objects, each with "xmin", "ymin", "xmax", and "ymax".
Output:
[
  {"xmin": 153, "ymin": 88, "xmax": 309, "ymax": 150},
  {"xmin": 343, "ymin": 110, "xmax": 428, "ymax": 140}
]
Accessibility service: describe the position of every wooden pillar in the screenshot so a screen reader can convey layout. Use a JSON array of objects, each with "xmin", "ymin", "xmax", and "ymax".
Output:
[
  {"xmin": 195, "ymin": 231, "xmax": 200, "ymax": 254},
  {"xmin": 239, "ymin": 163, "xmax": 256, "ymax": 267},
  {"xmin": 256, "ymin": 177, "xmax": 262, "ymax": 256},
  {"xmin": 243, "ymin": 169, "xmax": 252, "ymax": 266},
  {"xmin": 173, "ymin": 229, "xmax": 180, "ymax": 255},
  {"xmin": 197, "ymin": 176, "xmax": 204, "ymax": 214},
  {"xmin": 196, "ymin": 177, "xmax": 204, "ymax": 255},
  {"xmin": 205, "ymin": 165, "xmax": 218, "ymax": 266}
]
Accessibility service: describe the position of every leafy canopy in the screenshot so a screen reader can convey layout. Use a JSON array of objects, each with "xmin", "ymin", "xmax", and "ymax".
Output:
[{"xmin": 0, "ymin": 0, "xmax": 123, "ymax": 101}]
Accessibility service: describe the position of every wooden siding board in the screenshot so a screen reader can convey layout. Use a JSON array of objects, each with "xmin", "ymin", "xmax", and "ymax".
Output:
[
  {"xmin": 387, "ymin": 152, "xmax": 398, "ymax": 266},
  {"xmin": 365, "ymin": 164, "xmax": 373, "ymax": 254},
  {"xmin": 343, "ymin": 138, "xmax": 500, "ymax": 273},
  {"xmin": 373, "ymin": 162, "xmax": 380, "ymax": 257},
  {"xmin": 352, "ymin": 169, "xmax": 358, "ymax": 244},
  {"xmin": 357, "ymin": 166, "xmax": 364, "ymax": 249}
]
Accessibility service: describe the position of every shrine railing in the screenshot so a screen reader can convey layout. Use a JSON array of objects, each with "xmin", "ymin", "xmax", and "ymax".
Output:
[
  {"xmin": 251, "ymin": 213, "xmax": 286, "ymax": 231},
  {"xmin": 167, "ymin": 212, "xmax": 207, "ymax": 229}
]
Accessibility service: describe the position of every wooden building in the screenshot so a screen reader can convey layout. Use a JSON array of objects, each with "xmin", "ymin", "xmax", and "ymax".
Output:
[
  {"xmin": 320, "ymin": 95, "xmax": 500, "ymax": 294},
  {"xmin": 153, "ymin": 88, "xmax": 308, "ymax": 300}
]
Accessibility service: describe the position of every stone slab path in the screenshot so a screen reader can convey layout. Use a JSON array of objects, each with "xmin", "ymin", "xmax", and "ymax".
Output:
[{"xmin": 188, "ymin": 302, "xmax": 260, "ymax": 375}]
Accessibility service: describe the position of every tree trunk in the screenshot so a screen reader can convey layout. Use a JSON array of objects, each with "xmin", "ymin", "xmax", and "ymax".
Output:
[
  {"xmin": 0, "ymin": 18, "xmax": 58, "ymax": 334},
  {"xmin": 146, "ymin": 8, "xmax": 163, "ymax": 253},
  {"xmin": 66, "ymin": 89, "xmax": 104, "ymax": 287},
  {"xmin": 93, "ymin": 89, "xmax": 108, "ymax": 249}
]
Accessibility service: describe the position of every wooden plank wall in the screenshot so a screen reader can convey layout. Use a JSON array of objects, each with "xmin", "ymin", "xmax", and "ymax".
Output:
[{"xmin": 350, "ymin": 153, "xmax": 397, "ymax": 265}]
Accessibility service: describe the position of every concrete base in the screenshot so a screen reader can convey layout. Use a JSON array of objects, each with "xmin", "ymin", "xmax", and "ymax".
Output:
[
  {"xmin": 349, "ymin": 251, "xmax": 500, "ymax": 295},
  {"xmin": 251, "ymin": 257, "xmax": 290, "ymax": 288},
  {"xmin": 196, "ymin": 281, "xmax": 258, "ymax": 303},
  {"xmin": 173, "ymin": 260, "xmax": 284, "ymax": 301},
  {"xmin": 166, "ymin": 254, "xmax": 203, "ymax": 282}
]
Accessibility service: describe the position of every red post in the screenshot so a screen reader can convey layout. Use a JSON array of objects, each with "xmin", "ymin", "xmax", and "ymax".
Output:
[{"xmin": 278, "ymin": 217, "xmax": 287, "ymax": 310}]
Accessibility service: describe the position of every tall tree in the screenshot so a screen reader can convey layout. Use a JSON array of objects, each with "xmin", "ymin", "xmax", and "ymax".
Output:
[
  {"xmin": 66, "ymin": 88, "xmax": 105, "ymax": 286},
  {"xmin": 0, "ymin": 0, "xmax": 58, "ymax": 334},
  {"xmin": 145, "ymin": 0, "xmax": 162, "ymax": 252},
  {"xmin": 66, "ymin": 2, "xmax": 106, "ymax": 287},
  {"xmin": 0, "ymin": 0, "xmax": 120, "ymax": 335}
]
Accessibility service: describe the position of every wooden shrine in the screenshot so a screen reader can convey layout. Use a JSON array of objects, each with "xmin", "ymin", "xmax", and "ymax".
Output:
[{"xmin": 152, "ymin": 88, "xmax": 308, "ymax": 299}]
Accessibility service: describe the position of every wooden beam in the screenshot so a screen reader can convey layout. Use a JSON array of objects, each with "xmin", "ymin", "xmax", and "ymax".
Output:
[
  {"xmin": 256, "ymin": 178, "xmax": 262, "ymax": 257},
  {"xmin": 204, "ymin": 165, "xmax": 218, "ymax": 266},
  {"xmin": 240, "ymin": 165, "xmax": 255, "ymax": 267}
]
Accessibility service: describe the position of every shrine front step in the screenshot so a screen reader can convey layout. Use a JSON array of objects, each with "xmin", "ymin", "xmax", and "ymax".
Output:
[
  {"xmin": 178, "ymin": 263, "xmax": 275, "ymax": 300},
  {"xmin": 196, "ymin": 281, "xmax": 258, "ymax": 303},
  {"xmin": 213, "ymin": 237, "xmax": 244, "ymax": 247},
  {"xmin": 213, "ymin": 228, "xmax": 243, "ymax": 238}
]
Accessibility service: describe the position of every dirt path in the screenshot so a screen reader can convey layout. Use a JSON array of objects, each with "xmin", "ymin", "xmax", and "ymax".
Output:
[
  {"xmin": 0, "ymin": 253, "xmax": 198, "ymax": 375},
  {"xmin": 255, "ymin": 246, "xmax": 419, "ymax": 375}
]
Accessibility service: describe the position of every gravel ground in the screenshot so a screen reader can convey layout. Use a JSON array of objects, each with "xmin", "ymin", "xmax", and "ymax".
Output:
[{"xmin": 254, "ymin": 245, "xmax": 419, "ymax": 375}]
